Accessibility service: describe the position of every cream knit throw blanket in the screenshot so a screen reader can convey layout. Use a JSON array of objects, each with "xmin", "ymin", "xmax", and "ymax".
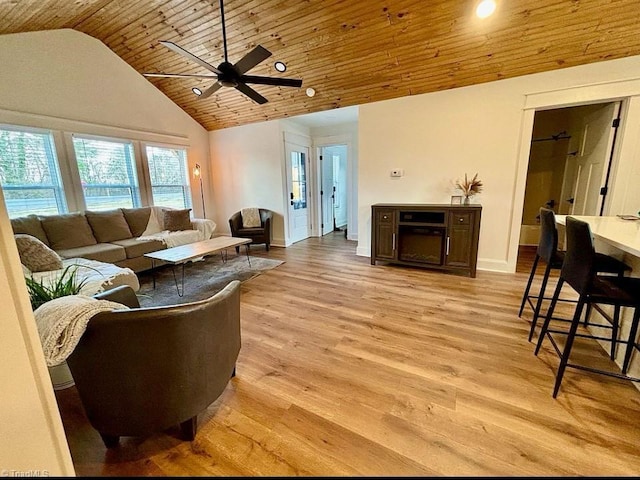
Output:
[
  {"xmin": 241, "ymin": 207, "xmax": 261, "ymax": 228},
  {"xmin": 34, "ymin": 295, "xmax": 128, "ymax": 366}
]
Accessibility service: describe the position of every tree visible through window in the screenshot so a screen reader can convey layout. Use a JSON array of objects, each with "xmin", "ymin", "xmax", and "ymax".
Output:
[
  {"xmin": 146, "ymin": 145, "xmax": 192, "ymax": 210},
  {"xmin": 0, "ymin": 128, "xmax": 67, "ymax": 218},
  {"xmin": 73, "ymin": 136, "xmax": 141, "ymax": 211}
]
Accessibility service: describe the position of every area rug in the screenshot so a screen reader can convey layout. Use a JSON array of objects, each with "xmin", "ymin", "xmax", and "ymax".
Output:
[{"xmin": 136, "ymin": 255, "xmax": 284, "ymax": 307}]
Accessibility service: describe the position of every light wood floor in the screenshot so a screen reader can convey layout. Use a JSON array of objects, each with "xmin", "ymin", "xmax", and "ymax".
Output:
[{"xmin": 55, "ymin": 235, "xmax": 640, "ymax": 476}]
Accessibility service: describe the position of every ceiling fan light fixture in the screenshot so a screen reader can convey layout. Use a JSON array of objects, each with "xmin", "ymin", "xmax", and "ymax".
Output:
[
  {"xmin": 476, "ymin": 0, "xmax": 496, "ymax": 18},
  {"xmin": 274, "ymin": 61, "xmax": 287, "ymax": 72},
  {"xmin": 143, "ymin": 0, "xmax": 303, "ymax": 105}
]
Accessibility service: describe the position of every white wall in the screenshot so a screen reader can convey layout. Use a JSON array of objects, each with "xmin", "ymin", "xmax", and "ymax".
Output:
[
  {"xmin": 0, "ymin": 195, "xmax": 74, "ymax": 475},
  {"xmin": 209, "ymin": 117, "xmax": 363, "ymax": 246},
  {"xmin": 357, "ymin": 55, "xmax": 640, "ymax": 272},
  {"xmin": 0, "ymin": 29, "xmax": 212, "ymax": 219},
  {"xmin": 0, "ymin": 28, "xmax": 212, "ymax": 471},
  {"xmin": 209, "ymin": 119, "xmax": 289, "ymax": 245}
]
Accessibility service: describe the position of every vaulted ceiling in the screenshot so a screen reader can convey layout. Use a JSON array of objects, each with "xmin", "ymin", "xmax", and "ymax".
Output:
[{"xmin": 1, "ymin": 0, "xmax": 640, "ymax": 131}]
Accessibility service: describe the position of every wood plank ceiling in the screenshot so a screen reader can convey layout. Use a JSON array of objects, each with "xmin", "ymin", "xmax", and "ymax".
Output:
[{"xmin": 1, "ymin": 0, "xmax": 640, "ymax": 131}]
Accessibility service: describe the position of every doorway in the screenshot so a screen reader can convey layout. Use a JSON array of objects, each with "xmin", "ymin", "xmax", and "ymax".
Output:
[
  {"xmin": 319, "ymin": 144, "xmax": 348, "ymax": 236},
  {"xmin": 518, "ymin": 101, "xmax": 621, "ymax": 251},
  {"xmin": 285, "ymin": 141, "xmax": 311, "ymax": 244}
]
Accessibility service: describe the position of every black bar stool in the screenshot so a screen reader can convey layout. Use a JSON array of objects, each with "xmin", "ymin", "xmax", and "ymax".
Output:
[
  {"xmin": 519, "ymin": 208, "xmax": 630, "ymax": 342},
  {"xmin": 534, "ymin": 216, "xmax": 640, "ymax": 398}
]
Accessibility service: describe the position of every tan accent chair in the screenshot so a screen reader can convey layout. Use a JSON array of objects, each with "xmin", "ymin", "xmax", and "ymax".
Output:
[
  {"xmin": 67, "ymin": 281, "xmax": 241, "ymax": 448},
  {"xmin": 228, "ymin": 208, "xmax": 272, "ymax": 252}
]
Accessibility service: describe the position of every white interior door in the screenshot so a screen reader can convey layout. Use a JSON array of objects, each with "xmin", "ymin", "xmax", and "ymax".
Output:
[
  {"xmin": 320, "ymin": 148, "xmax": 334, "ymax": 235},
  {"xmin": 571, "ymin": 102, "xmax": 620, "ymax": 215},
  {"xmin": 286, "ymin": 143, "xmax": 310, "ymax": 243},
  {"xmin": 332, "ymin": 146, "xmax": 348, "ymax": 229}
]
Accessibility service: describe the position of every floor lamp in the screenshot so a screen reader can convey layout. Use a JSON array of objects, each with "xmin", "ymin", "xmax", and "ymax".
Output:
[{"xmin": 193, "ymin": 163, "xmax": 206, "ymax": 218}]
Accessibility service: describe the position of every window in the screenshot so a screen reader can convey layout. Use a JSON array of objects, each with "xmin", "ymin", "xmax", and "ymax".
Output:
[
  {"xmin": 0, "ymin": 127, "xmax": 67, "ymax": 218},
  {"xmin": 72, "ymin": 136, "xmax": 141, "ymax": 211},
  {"xmin": 146, "ymin": 145, "xmax": 192, "ymax": 210},
  {"xmin": 290, "ymin": 151, "xmax": 307, "ymax": 210}
]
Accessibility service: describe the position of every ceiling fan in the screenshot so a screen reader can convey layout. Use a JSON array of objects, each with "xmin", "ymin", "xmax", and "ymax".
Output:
[{"xmin": 143, "ymin": 0, "xmax": 302, "ymax": 104}]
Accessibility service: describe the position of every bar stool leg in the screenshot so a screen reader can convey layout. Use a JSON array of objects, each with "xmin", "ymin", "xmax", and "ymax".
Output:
[
  {"xmin": 529, "ymin": 262, "xmax": 552, "ymax": 342},
  {"xmin": 535, "ymin": 278, "xmax": 564, "ymax": 356},
  {"xmin": 610, "ymin": 305, "xmax": 621, "ymax": 360},
  {"xmin": 552, "ymin": 297, "xmax": 586, "ymax": 398},
  {"xmin": 519, "ymin": 255, "xmax": 540, "ymax": 317},
  {"xmin": 622, "ymin": 309, "xmax": 640, "ymax": 374},
  {"xmin": 583, "ymin": 302, "xmax": 592, "ymax": 326}
]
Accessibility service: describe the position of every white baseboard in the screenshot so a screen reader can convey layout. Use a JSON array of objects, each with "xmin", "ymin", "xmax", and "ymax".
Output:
[
  {"xmin": 477, "ymin": 258, "xmax": 511, "ymax": 273},
  {"xmin": 356, "ymin": 246, "xmax": 369, "ymax": 257}
]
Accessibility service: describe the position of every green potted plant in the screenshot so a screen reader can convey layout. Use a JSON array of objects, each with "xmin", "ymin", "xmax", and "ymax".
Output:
[{"xmin": 25, "ymin": 265, "xmax": 89, "ymax": 310}]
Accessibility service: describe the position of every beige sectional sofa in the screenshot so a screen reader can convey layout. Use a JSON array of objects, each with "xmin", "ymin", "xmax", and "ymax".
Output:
[{"xmin": 11, "ymin": 206, "xmax": 215, "ymax": 273}]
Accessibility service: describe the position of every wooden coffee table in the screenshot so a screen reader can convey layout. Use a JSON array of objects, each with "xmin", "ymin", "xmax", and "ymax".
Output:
[{"xmin": 144, "ymin": 236, "xmax": 252, "ymax": 296}]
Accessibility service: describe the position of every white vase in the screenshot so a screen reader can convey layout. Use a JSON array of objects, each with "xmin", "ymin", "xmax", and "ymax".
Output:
[{"xmin": 48, "ymin": 361, "xmax": 75, "ymax": 390}]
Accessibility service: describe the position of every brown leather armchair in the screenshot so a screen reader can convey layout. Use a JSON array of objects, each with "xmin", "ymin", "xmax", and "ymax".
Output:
[
  {"xmin": 229, "ymin": 208, "xmax": 272, "ymax": 251},
  {"xmin": 67, "ymin": 280, "xmax": 241, "ymax": 448}
]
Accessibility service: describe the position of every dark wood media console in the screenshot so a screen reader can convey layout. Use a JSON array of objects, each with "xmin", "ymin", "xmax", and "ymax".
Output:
[{"xmin": 371, "ymin": 203, "xmax": 482, "ymax": 277}]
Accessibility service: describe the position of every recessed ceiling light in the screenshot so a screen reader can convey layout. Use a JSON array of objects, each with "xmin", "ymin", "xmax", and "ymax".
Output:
[
  {"xmin": 274, "ymin": 61, "xmax": 287, "ymax": 72},
  {"xmin": 192, "ymin": 87, "xmax": 203, "ymax": 96},
  {"xmin": 476, "ymin": 0, "xmax": 496, "ymax": 18},
  {"xmin": 306, "ymin": 87, "xmax": 316, "ymax": 97}
]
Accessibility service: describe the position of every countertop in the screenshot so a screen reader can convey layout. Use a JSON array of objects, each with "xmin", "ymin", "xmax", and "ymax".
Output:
[{"xmin": 555, "ymin": 215, "xmax": 640, "ymax": 257}]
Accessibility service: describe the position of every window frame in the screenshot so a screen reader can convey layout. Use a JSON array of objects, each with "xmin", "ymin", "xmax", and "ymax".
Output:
[
  {"xmin": 69, "ymin": 133, "xmax": 143, "ymax": 211},
  {"xmin": 0, "ymin": 124, "xmax": 68, "ymax": 218},
  {"xmin": 0, "ymin": 122, "xmax": 195, "ymax": 218},
  {"xmin": 142, "ymin": 142, "xmax": 193, "ymax": 211}
]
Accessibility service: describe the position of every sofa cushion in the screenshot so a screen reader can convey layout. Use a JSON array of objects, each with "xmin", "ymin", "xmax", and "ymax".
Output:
[
  {"xmin": 122, "ymin": 207, "xmax": 151, "ymax": 237},
  {"xmin": 41, "ymin": 213, "xmax": 97, "ymax": 250},
  {"xmin": 11, "ymin": 214, "xmax": 50, "ymax": 245},
  {"xmin": 111, "ymin": 238, "xmax": 166, "ymax": 259},
  {"xmin": 56, "ymin": 243, "xmax": 126, "ymax": 263},
  {"xmin": 163, "ymin": 208, "xmax": 192, "ymax": 232},
  {"xmin": 85, "ymin": 209, "xmax": 133, "ymax": 243},
  {"xmin": 14, "ymin": 234, "xmax": 64, "ymax": 272}
]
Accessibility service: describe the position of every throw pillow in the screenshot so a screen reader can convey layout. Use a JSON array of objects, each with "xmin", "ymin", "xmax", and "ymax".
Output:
[
  {"xmin": 122, "ymin": 207, "xmax": 151, "ymax": 237},
  {"xmin": 10, "ymin": 214, "xmax": 50, "ymax": 245},
  {"xmin": 40, "ymin": 213, "xmax": 97, "ymax": 250},
  {"xmin": 163, "ymin": 208, "xmax": 193, "ymax": 232},
  {"xmin": 85, "ymin": 209, "xmax": 133, "ymax": 243},
  {"xmin": 241, "ymin": 208, "xmax": 261, "ymax": 228},
  {"xmin": 14, "ymin": 234, "xmax": 63, "ymax": 272}
]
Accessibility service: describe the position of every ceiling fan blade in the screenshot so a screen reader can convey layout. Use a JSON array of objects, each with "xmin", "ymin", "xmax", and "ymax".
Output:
[
  {"xmin": 241, "ymin": 75, "xmax": 303, "ymax": 88},
  {"xmin": 233, "ymin": 45, "xmax": 272, "ymax": 75},
  {"xmin": 159, "ymin": 40, "xmax": 221, "ymax": 74},
  {"xmin": 143, "ymin": 73, "xmax": 218, "ymax": 79},
  {"xmin": 235, "ymin": 83, "xmax": 268, "ymax": 104},
  {"xmin": 198, "ymin": 83, "xmax": 223, "ymax": 99}
]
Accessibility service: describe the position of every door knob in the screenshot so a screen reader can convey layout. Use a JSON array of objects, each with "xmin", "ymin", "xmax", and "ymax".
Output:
[{"xmin": 566, "ymin": 197, "xmax": 575, "ymax": 204}]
